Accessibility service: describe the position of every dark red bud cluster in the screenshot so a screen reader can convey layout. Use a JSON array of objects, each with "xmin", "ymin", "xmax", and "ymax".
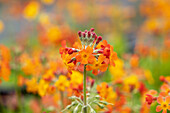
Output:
[
  {"xmin": 78, "ymin": 31, "xmax": 82, "ymax": 37},
  {"xmin": 145, "ymin": 94, "xmax": 157, "ymax": 105},
  {"xmin": 77, "ymin": 28, "xmax": 97, "ymax": 39}
]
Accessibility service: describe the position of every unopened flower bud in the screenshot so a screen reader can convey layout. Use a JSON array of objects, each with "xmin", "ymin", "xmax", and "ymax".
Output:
[
  {"xmin": 82, "ymin": 32, "xmax": 86, "ymax": 37},
  {"xmin": 78, "ymin": 31, "xmax": 82, "ymax": 37},
  {"xmin": 84, "ymin": 30, "xmax": 88, "ymax": 33},
  {"xmin": 68, "ymin": 49, "xmax": 73, "ymax": 54},
  {"xmin": 96, "ymin": 36, "xmax": 102, "ymax": 44},
  {"xmin": 90, "ymin": 28, "xmax": 95, "ymax": 32},
  {"xmin": 88, "ymin": 31, "xmax": 91, "ymax": 38}
]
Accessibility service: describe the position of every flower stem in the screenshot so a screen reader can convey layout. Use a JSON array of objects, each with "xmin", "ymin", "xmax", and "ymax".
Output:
[
  {"xmin": 60, "ymin": 91, "xmax": 64, "ymax": 109},
  {"xmin": 83, "ymin": 64, "xmax": 87, "ymax": 113}
]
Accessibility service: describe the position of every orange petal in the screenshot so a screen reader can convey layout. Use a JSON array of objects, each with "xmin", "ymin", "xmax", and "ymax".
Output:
[
  {"xmin": 99, "ymin": 64, "xmax": 108, "ymax": 72},
  {"xmin": 92, "ymin": 69, "xmax": 98, "ymax": 75},
  {"xmin": 86, "ymin": 46, "xmax": 93, "ymax": 53},
  {"xmin": 86, "ymin": 65, "xmax": 92, "ymax": 71},
  {"xmin": 162, "ymin": 109, "xmax": 167, "ymax": 113},
  {"xmin": 165, "ymin": 96, "xmax": 170, "ymax": 104},
  {"xmin": 156, "ymin": 105, "xmax": 162, "ymax": 112},
  {"xmin": 157, "ymin": 96, "xmax": 164, "ymax": 104},
  {"xmin": 161, "ymin": 84, "xmax": 169, "ymax": 91},
  {"xmin": 88, "ymin": 55, "xmax": 95, "ymax": 64},
  {"xmin": 98, "ymin": 55, "xmax": 106, "ymax": 62}
]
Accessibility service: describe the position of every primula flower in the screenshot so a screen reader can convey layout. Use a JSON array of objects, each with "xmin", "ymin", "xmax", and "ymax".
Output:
[
  {"xmin": 97, "ymin": 82, "xmax": 117, "ymax": 104},
  {"xmin": 23, "ymin": 1, "xmax": 40, "ymax": 20},
  {"xmin": 38, "ymin": 79, "xmax": 49, "ymax": 97},
  {"xmin": 26, "ymin": 77, "xmax": 38, "ymax": 93},
  {"xmin": 156, "ymin": 96, "xmax": 170, "ymax": 113},
  {"xmin": 86, "ymin": 54, "xmax": 108, "ymax": 75},
  {"xmin": 145, "ymin": 90, "xmax": 157, "ymax": 105},
  {"xmin": 123, "ymin": 75, "xmax": 139, "ymax": 92},
  {"xmin": 145, "ymin": 94, "xmax": 156, "ymax": 105},
  {"xmin": 76, "ymin": 46, "xmax": 95, "ymax": 64},
  {"xmin": 0, "ymin": 20, "xmax": 4, "ymax": 33},
  {"xmin": 59, "ymin": 28, "xmax": 117, "ymax": 74},
  {"xmin": 160, "ymin": 84, "xmax": 170, "ymax": 97},
  {"xmin": 55, "ymin": 75, "xmax": 69, "ymax": 91}
]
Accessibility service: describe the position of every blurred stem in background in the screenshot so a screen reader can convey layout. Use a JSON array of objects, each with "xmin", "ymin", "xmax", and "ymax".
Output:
[{"xmin": 60, "ymin": 91, "xmax": 64, "ymax": 109}]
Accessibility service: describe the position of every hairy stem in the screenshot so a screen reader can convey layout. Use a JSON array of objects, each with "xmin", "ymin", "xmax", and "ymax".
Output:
[{"xmin": 83, "ymin": 64, "xmax": 87, "ymax": 113}]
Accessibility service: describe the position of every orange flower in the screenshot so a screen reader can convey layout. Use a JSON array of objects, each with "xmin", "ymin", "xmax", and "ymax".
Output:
[
  {"xmin": 76, "ymin": 46, "xmax": 95, "ymax": 64},
  {"xmin": 26, "ymin": 78, "xmax": 38, "ymax": 93},
  {"xmin": 55, "ymin": 75, "xmax": 70, "ymax": 91},
  {"xmin": 23, "ymin": 1, "xmax": 40, "ymax": 20},
  {"xmin": 156, "ymin": 96, "xmax": 170, "ymax": 113},
  {"xmin": 109, "ymin": 46, "xmax": 118, "ymax": 66},
  {"xmin": 160, "ymin": 84, "xmax": 170, "ymax": 97},
  {"xmin": 130, "ymin": 54, "xmax": 139, "ymax": 68},
  {"xmin": 61, "ymin": 53, "xmax": 77, "ymax": 72},
  {"xmin": 86, "ymin": 55, "xmax": 108, "ymax": 75},
  {"xmin": 97, "ymin": 82, "xmax": 117, "ymax": 104}
]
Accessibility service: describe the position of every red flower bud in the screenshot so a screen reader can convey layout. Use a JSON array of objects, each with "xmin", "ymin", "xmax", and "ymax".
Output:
[
  {"xmin": 90, "ymin": 28, "xmax": 95, "ymax": 32},
  {"xmin": 92, "ymin": 33, "xmax": 96, "ymax": 38},
  {"xmin": 160, "ymin": 76, "xmax": 165, "ymax": 82},
  {"xmin": 88, "ymin": 31, "xmax": 91, "ymax": 38},
  {"xmin": 96, "ymin": 36, "xmax": 102, "ymax": 44},
  {"xmin": 68, "ymin": 49, "xmax": 73, "ymax": 54},
  {"xmin": 84, "ymin": 30, "xmax": 88, "ymax": 33},
  {"xmin": 78, "ymin": 31, "xmax": 82, "ymax": 37},
  {"xmin": 82, "ymin": 32, "xmax": 86, "ymax": 37},
  {"xmin": 91, "ymin": 80, "xmax": 95, "ymax": 88},
  {"xmin": 145, "ymin": 94, "xmax": 154, "ymax": 105}
]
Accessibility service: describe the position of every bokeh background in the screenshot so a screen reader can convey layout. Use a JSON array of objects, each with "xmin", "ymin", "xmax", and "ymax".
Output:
[{"xmin": 0, "ymin": 0, "xmax": 170, "ymax": 113}]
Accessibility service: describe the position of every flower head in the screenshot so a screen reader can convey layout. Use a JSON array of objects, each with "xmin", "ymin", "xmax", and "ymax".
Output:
[
  {"xmin": 156, "ymin": 96, "xmax": 170, "ymax": 113},
  {"xmin": 55, "ymin": 75, "xmax": 69, "ymax": 91},
  {"xmin": 59, "ymin": 28, "xmax": 118, "ymax": 75}
]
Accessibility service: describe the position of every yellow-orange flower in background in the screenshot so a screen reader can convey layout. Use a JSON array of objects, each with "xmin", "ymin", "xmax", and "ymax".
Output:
[
  {"xmin": 144, "ymin": 70, "xmax": 154, "ymax": 85},
  {"xmin": 97, "ymin": 82, "xmax": 117, "ymax": 104},
  {"xmin": 55, "ymin": 75, "xmax": 69, "ymax": 91},
  {"xmin": 19, "ymin": 52, "xmax": 43, "ymax": 76},
  {"xmin": 47, "ymin": 26, "xmax": 62, "ymax": 44},
  {"xmin": 109, "ymin": 59, "xmax": 125, "ymax": 81},
  {"xmin": 39, "ymin": 13, "xmax": 50, "ymax": 26},
  {"xmin": 18, "ymin": 75, "xmax": 26, "ymax": 87},
  {"xmin": 69, "ymin": 71, "xmax": 83, "ymax": 88},
  {"xmin": 67, "ymin": 71, "xmax": 83, "ymax": 96},
  {"xmin": 0, "ymin": 45, "xmax": 10, "ymax": 63},
  {"xmin": 0, "ymin": 45, "xmax": 11, "ymax": 83},
  {"xmin": 26, "ymin": 77, "xmax": 38, "ymax": 94},
  {"xmin": 130, "ymin": 54, "xmax": 139, "ymax": 68},
  {"xmin": 0, "ymin": 20, "xmax": 4, "ymax": 33},
  {"xmin": 38, "ymin": 79, "xmax": 49, "ymax": 97},
  {"xmin": 123, "ymin": 75, "xmax": 139, "ymax": 92},
  {"xmin": 23, "ymin": 1, "xmax": 40, "ymax": 20},
  {"xmin": 41, "ymin": 0, "xmax": 54, "ymax": 5}
]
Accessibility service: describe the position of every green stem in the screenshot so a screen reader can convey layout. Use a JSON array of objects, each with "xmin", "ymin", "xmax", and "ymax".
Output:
[
  {"xmin": 60, "ymin": 91, "xmax": 64, "ymax": 109},
  {"xmin": 83, "ymin": 64, "xmax": 87, "ymax": 113}
]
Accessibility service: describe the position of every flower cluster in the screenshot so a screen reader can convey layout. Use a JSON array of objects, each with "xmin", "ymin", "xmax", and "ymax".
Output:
[
  {"xmin": 145, "ymin": 75, "xmax": 170, "ymax": 113},
  {"xmin": 0, "ymin": 45, "xmax": 11, "ymax": 83},
  {"xmin": 60, "ymin": 28, "xmax": 118, "ymax": 75}
]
